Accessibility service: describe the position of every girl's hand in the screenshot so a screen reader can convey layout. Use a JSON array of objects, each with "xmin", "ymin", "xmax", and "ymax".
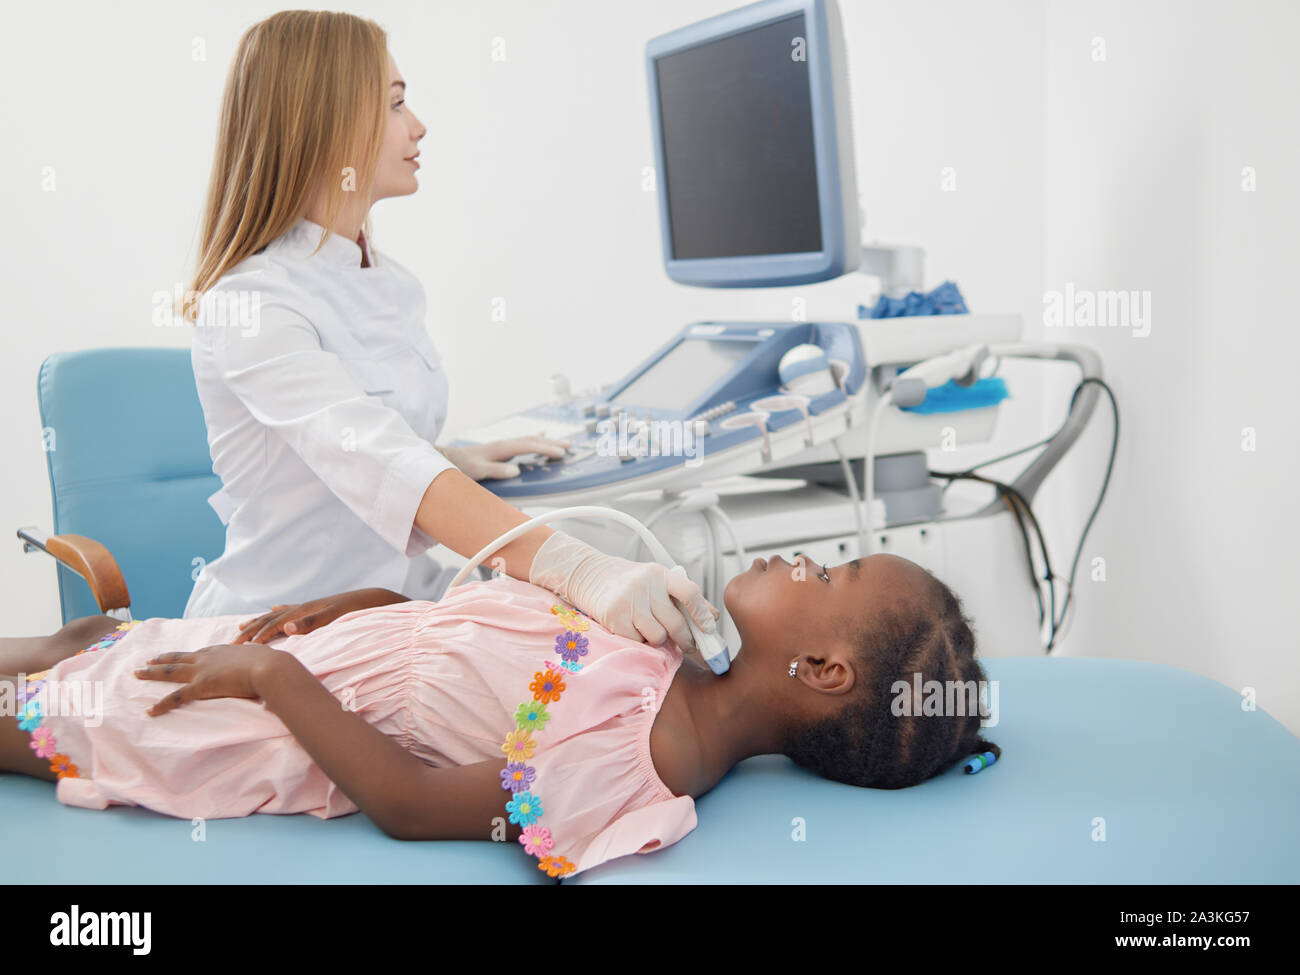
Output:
[
  {"xmin": 437, "ymin": 436, "xmax": 569, "ymax": 480},
  {"xmin": 233, "ymin": 588, "xmax": 408, "ymax": 644},
  {"xmin": 135, "ymin": 644, "xmax": 289, "ymax": 716}
]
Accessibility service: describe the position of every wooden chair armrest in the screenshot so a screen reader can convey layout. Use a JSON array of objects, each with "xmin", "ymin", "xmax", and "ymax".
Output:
[{"xmin": 16, "ymin": 527, "xmax": 131, "ymax": 616}]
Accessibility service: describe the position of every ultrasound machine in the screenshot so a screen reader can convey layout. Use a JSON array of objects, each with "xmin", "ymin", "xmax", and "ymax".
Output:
[{"xmin": 451, "ymin": 0, "xmax": 1106, "ymax": 663}]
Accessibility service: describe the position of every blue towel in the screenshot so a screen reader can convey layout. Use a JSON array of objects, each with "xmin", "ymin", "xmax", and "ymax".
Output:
[
  {"xmin": 900, "ymin": 376, "xmax": 1009, "ymax": 414},
  {"xmin": 859, "ymin": 280, "xmax": 969, "ymax": 319}
]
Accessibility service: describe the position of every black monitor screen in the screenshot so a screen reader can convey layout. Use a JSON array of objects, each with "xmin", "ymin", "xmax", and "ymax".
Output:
[{"xmin": 655, "ymin": 13, "xmax": 823, "ymax": 261}]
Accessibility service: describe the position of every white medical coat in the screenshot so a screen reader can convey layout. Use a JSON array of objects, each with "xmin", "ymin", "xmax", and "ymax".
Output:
[{"xmin": 184, "ymin": 218, "xmax": 460, "ymax": 618}]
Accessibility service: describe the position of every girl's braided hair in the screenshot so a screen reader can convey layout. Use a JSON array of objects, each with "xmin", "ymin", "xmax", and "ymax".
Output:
[{"xmin": 781, "ymin": 569, "xmax": 1000, "ymax": 789}]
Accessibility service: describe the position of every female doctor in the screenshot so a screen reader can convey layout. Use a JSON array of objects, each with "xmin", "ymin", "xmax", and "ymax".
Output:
[{"xmin": 180, "ymin": 11, "xmax": 717, "ymax": 651}]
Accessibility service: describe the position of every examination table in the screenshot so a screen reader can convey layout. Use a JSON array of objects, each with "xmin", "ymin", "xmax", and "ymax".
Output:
[
  {"xmin": 5, "ymin": 654, "xmax": 1298, "ymax": 884},
  {"xmin": 8, "ymin": 350, "xmax": 1298, "ymax": 883}
]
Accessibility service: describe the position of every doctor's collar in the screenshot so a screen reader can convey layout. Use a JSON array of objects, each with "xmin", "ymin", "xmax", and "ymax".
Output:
[{"xmin": 282, "ymin": 217, "xmax": 370, "ymax": 268}]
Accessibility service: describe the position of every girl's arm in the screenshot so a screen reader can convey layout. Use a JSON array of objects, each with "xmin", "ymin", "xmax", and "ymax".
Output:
[
  {"xmin": 138, "ymin": 645, "xmax": 521, "ymax": 842},
  {"xmin": 257, "ymin": 651, "xmax": 519, "ymax": 839},
  {"xmin": 233, "ymin": 588, "xmax": 411, "ymax": 644}
]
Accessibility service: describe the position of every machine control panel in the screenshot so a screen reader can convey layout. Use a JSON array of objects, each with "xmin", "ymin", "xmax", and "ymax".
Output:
[{"xmin": 451, "ymin": 321, "xmax": 866, "ymax": 500}]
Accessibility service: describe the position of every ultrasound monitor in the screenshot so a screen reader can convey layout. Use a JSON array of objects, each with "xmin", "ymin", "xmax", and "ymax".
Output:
[{"xmin": 646, "ymin": 0, "xmax": 860, "ymax": 287}]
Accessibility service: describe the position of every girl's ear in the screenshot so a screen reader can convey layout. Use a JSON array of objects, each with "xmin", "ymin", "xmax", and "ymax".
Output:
[{"xmin": 801, "ymin": 654, "xmax": 856, "ymax": 695}]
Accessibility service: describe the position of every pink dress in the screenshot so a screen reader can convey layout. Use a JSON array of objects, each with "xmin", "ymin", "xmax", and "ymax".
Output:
[{"xmin": 19, "ymin": 575, "xmax": 698, "ymax": 877}]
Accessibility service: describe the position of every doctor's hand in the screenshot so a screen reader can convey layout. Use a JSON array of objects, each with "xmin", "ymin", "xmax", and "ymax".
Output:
[
  {"xmin": 232, "ymin": 588, "xmax": 409, "ymax": 644},
  {"xmin": 528, "ymin": 531, "xmax": 720, "ymax": 651},
  {"xmin": 437, "ymin": 436, "xmax": 569, "ymax": 481}
]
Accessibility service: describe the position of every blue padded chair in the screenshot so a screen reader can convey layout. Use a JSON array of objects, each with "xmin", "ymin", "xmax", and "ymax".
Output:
[{"xmin": 18, "ymin": 348, "xmax": 226, "ymax": 623}]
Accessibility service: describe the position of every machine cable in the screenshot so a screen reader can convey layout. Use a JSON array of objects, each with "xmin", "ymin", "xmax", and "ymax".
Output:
[{"xmin": 929, "ymin": 377, "xmax": 1118, "ymax": 653}]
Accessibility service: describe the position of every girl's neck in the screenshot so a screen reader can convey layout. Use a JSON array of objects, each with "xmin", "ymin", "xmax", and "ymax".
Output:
[{"xmin": 650, "ymin": 649, "xmax": 791, "ymax": 799}]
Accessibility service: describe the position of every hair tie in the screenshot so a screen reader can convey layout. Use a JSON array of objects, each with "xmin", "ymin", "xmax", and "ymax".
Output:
[{"xmin": 963, "ymin": 750, "xmax": 998, "ymax": 774}]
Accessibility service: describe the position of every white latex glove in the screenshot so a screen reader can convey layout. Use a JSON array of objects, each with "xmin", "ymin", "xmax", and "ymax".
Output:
[
  {"xmin": 437, "ymin": 436, "xmax": 569, "ymax": 480},
  {"xmin": 528, "ymin": 531, "xmax": 720, "ymax": 651}
]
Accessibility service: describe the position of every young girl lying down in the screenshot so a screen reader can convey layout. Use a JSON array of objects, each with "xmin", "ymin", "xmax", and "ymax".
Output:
[{"xmin": 0, "ymin": 552, "xmax": 1001, "ymax": 878}]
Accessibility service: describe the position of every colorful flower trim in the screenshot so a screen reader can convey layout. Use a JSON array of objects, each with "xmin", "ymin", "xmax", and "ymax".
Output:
[
  {"xmin": 15, "ymin": 621, "xmax": 141, "ymax": 780},
  {"xmin": 499, "ymin": 602, "xmax": 593, "ymax": 878}
]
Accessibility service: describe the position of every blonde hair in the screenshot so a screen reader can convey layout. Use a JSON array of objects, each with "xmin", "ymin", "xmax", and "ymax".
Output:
[{"xmin": 184, "ymin": 10, "xmax": 389, "ymax": 322}]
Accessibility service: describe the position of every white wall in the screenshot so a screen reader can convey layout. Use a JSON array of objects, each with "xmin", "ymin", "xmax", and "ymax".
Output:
[
  {"xmin": 2, "ymin": 2, "xmax": 1293, "ymax": 731},
  {"xmin": 1037, "ymin": 0, "xmax": 1300, "ymax": 731},
  {"xmin": 0, "ymin": 0, "xmax": 1046, "ymax": 618}
]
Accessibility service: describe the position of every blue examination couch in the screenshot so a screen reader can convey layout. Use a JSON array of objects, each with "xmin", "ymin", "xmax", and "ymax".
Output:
[
  {"xmin": 7, "ymin": 350, "xmax": 1299, "ymax": 884},
  {"xmin": 577, "ymin": 655, "xmax": 1300, "ymax": 884},
  {"xmin": 4, "ymin": 653, "xmax": 1298, "ymax": 884}
]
